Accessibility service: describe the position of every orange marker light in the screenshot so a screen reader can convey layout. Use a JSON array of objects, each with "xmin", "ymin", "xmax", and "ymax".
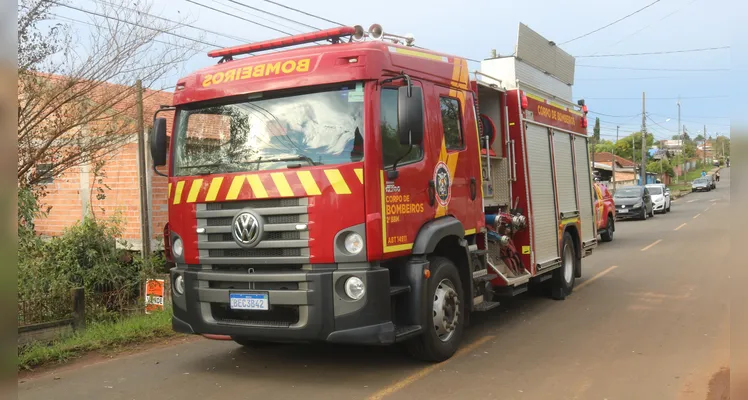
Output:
[{"xmin": 424, "ymin": 269, "xmax": 431, "ymax": 279}]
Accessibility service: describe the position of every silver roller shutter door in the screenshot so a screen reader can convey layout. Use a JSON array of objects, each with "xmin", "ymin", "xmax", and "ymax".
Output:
[
  {"xmin": 574, "ymin": 136, "xmax": 596, "ymax": 243},
  {"xmin": 553, "ymin": 131, "xmax": 577, "ymax": 214},
  {"xmin": 525, "ymin": 123, "xmax": 559, "ymax": 265}
]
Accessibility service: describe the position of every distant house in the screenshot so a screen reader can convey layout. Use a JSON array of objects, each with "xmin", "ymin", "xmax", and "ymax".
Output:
[
  {"xmin": 28, "ymin": 76, "xmax": 174, "ymax": 252},
  {"xmin": 592, "ymin": 152, "xmax": 637, "ymax": 187}
]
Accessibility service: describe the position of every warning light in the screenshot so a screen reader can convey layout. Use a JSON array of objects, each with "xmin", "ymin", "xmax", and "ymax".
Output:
[
  {"xmin": 520, "ymin": 91, "xmax": 528, "ymax": 110},
  {"xmin": 208, "ymin": 27, "xmax": 356, "ymax": 59}
]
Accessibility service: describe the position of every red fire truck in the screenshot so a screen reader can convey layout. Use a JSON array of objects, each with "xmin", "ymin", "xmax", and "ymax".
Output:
[{"xmin": 151, "ymin": 23, "xmax": 596, "ymax": 362}]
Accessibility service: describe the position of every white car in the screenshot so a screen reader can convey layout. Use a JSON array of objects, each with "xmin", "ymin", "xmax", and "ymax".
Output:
[{"xmin": 645, "ymin": 184, "xmax": 671, "ymax": 214}]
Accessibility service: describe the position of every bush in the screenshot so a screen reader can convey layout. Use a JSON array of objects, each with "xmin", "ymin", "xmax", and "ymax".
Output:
[{"xmin": 18, "ymin": 205, "xmax": 165, "ymax": 324}]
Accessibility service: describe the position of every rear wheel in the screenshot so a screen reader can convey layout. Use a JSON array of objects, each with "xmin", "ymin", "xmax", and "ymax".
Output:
[
  {"xmin": 551, "ymin": 232, "xmax": 577, "ymax": 300},
  {"xmin": 406, "ymin": 256, "xmax": 465, "ymax": 362},
  {"xmin": 600, "ymin": 216, "xmax": 614, "ymax": 242}
]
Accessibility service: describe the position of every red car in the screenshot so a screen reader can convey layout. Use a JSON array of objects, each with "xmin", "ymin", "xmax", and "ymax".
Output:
[{"xmin": 593, "ymin": 183, "xmax": 616, "ymax": 242}]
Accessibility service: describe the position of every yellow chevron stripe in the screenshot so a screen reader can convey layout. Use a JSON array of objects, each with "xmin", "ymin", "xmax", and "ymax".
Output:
[
  {"xmin": 186, "ymin": 179, "xmax": 203, "ymax": 203},
  {"xmin": 324, "ymin": 169, "xmax": 351, "ymax": 194},
  {"xmin": 205, "ymin": 177, "xmax": 224, "ymax": 202},
  {"xmin": 168, "ymin": 183, "xmax": 172, "ymax": 198},
  {"xmin": 354, "ymin": 168, "xmax": 364, "ymax": 184},
  {"xmin": 296, "ymin": 171, "xmax": 321, "ymax": 196},
  {"xmin": 447, "ymin": 153, "xmax": 459, "ymax": 178},
  {"xmin": 226, "ymin": 175, "xmax": 245, "ymax": 200},
  {"xmin": 465, "ymin": 228, "xmax": 476, "ymax": 235},
  {"xmin": 271, "ymin": 172, "xmax": 294, "ymax": 197},
  {"xmin": 173, "ymin": 181, "xmax": 185, "ymax": 205},
  {"xmin": 247, "ymin": 175, "xmax": 268, "ymax": 198},
  {"xmin": 389, "ymin": 47, "xmax": 448, "ymax": 62}
]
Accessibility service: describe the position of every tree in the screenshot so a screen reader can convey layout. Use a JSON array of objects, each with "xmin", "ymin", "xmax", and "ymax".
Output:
[
  {"xmin": 694, "ymin": 134, "xmax": 705, "ymax": 142},
  {"xmin": 613, "ymin": 131, "xmax": 654, "ymax": 163},
  {"xmin": 646, "ymin": 158, "xmax": 674, "ymax": 178},
  {"xmin": 17, "ymin": 0, "xmax": 201, "ymax": 189},
  {"xmin": 593, "ymin": 117, "xmax": 601, "ymax": 142},
  {"xmin": 594, "ymin": 139, "xmax": 614, "ymax": 154}
]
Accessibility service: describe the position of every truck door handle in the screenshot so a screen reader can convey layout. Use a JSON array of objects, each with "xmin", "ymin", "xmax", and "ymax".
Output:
[
  {"xmin": 428, "ymin": 180, "xmax": 436, "ymax": 207},
  {"xmin": 469, "ymin": 177, "xmax": 477, "ymax": 200}
]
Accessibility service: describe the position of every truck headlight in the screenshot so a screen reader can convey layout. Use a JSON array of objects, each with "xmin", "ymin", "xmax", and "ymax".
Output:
[
  {"xmin": 344, "ymin": 233, "xmax": 364, "ymax": 255},
  {"xmin": 173, "ymin": 238, "xmax": 184, "ymax": 258},
  {"xmin": 344, "ymin": 276, "xmax": 366, "ymax": 300}
]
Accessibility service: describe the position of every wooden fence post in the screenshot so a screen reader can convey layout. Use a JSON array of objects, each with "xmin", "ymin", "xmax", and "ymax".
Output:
[{"xmin": 72, "ymin": 287, "xmax": 85, "ymax": 331}]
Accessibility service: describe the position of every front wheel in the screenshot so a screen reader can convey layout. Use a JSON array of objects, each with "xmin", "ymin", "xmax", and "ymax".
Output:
[
  {"xmin": 551, "ymin": 232, "xmax": 578, "ymax": 300},
  {"xmin": 600, "ymin": 217, "xmax": 614, "ymax": 242},
  {"xmin": 406, "ymin": 256, "xmax": 465, "ymax": 362}
]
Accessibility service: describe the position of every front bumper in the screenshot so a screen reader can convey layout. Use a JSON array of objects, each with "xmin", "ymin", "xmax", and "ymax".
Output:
[
  {"xmin": 615, "ymin": 207, "xmax": 645, "ymax": 219},
  {"xmin": 170, "ymin": 265, "xmax": 396, "ymax": 345},
  {"xmin": 653, "ymin": 202, "xmax": 665, "ymax": 212}
]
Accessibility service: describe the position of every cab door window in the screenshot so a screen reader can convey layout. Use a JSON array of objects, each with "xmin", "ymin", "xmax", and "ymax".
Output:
[
  {"xmin": 381, "ymin": 88, "xmax": 424, "ymax": 167},
  {"xmin": 440, "ymin": 97, "xmax": 464, "ymax": 151}
]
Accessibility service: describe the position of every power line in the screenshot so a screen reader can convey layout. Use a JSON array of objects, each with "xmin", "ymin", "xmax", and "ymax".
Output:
[
  {"xmin": 260, "ymin": 0, "xmax": 345, "ymax": 27},
  {"xmin": 223, "ymin": 0, "xmax": 320, "ymax": 31},
  {"xmin": 184, "ymin": 0, "xmax": 294, "ymax": 36},
  {"xmin": 576, "ymin": 76, "xmax": 678, "ymax": 81},
  {"xmin": 50, "ymin": 0, "xmax": 226, "ymax": 48},
  {"xmin": 593, "ymin": 0, "xmax": 700, "ymax": 54},
  {"xmin": 209, "ymin": 0, "xmax": 306, "ymax": 34},
  {"xmin": 93, "ymin": 0, "xmax": 253, "ymax": 44},
  {"xmin": 560, "ymin": 0, "xmax": 661, "ymax": 45},
  {"xmin": 576, "ymin": 46, "xmax": 730, "ymax": 58},
  {"xmin": 589, "ymin": 111, "xmax": 642, "ymax": 118},
  {"xmin": 584, "ymin": 95, "xmax": 728, "ymax": 100},
  {"xmin": 576, "ymin": 64, "xmax": 729, "ymax": 72}
]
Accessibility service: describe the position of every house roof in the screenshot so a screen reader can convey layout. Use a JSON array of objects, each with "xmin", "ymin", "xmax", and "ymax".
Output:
[{"xmin": 593, "ymin": 152, "xmax": 636, "ymax": 167}]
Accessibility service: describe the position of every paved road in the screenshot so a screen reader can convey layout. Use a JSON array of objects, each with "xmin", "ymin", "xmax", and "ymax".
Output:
[{"xmin": 19, "ymin": 169, "xmax": 731, "ymax": 400}]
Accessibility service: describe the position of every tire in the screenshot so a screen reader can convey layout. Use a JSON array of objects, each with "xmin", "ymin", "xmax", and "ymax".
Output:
[
  {"xmin": 551, "ymin": 232, "xmax": 578, "ymax": 300},
  {"xmin": 641, "ymin": 209, "xmax": 648, "ymax": 220},
  {"xmin": 406, "ymin": 256, "xmax": 465, "ymax": 362},
  {"xmin": 600, "ymin": 216, "xmax": 614, "ymax": 242},
  {"xmin": 650, "ymin": 207, "xmax": 655, "ymax": 218},
  {"xmin": 231, "ymin": 337, "xmax": 280, "ymax": 348},
  {"xmin": 666, "ymin": 204, "xmax": 671, "ymax": 213}
]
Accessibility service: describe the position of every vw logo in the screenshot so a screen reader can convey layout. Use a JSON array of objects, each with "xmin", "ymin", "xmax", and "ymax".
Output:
[{"xmin": 232, "ymin": 211, "xmax": 263, "ymax": 247}]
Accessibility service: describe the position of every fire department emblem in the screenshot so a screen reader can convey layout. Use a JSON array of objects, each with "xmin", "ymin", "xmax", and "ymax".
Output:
[
  {"xmin": 434, "ymin": 161, "xmax": 452, "ymax": 207},
  {"xmin": 232, "ymin": 210, "xmax": 263, "ymax": 248}
]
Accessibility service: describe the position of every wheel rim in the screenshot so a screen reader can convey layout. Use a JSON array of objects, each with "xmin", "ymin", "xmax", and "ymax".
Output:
[
  {"xmin": 432, "ymin": 278, "xmax": 460, "ymax": 342},
  {"xmin": 563, "ymin": 243, "xmax": 574, "ymax": 284}
]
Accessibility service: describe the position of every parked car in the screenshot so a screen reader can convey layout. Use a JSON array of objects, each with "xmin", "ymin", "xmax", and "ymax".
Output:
[
  {"xmin": 593, "ymin": 183, "xmax": 616, "ymax": 242},
  {"xmin": 708, "ymin": 174, "xmax": 716, "ymax": 189},
  {"xmin": 613, "ymin": 185, "xmax": 654, "ymax": 220},
  {"xmin": 645, "ymin": 183, "xmax": 671, "ymax": 214},
  {"xmin": 692, "ymin": 177, "xmax": 711, "ymax": 192}
]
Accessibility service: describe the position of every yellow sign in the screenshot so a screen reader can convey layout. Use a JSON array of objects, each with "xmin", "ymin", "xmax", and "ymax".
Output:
[
  {"xmin": 522, "ymin": 246, "xmax": 531, "ymax": 255},
  {"xmin": 202, "ymin": 58, "xmax": 311, "ymax": 88}
]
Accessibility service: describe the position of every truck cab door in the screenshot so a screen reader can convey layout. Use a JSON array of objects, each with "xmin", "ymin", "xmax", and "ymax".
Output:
[{"xmin": 379, "ymin": 82, "xmax": 430, "ymax": 255}]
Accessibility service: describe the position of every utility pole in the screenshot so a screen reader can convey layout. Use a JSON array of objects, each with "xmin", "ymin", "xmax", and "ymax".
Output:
[
  {"xmin": 677, "ymin": 98, "xmax": 684, "ymax": 183},
  {"xmin": 613, "ymin": 125, "xmax": 619, "ymax": 191},
  {"xmin": 641, "ymin": 92, "xmax": 647, "ymax": 185},
  {"xmin": 703, "ymin": 125, "xmax": 707, "ymax": 167},
  {"xmin": 136, "ymin": 80, "xmax": 152, "ymax": 259}
]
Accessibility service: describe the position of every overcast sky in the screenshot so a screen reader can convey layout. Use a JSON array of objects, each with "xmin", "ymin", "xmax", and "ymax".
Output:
[{"xmin": 55, "ymin": 0, "xmax": 732, "ymax": 141}]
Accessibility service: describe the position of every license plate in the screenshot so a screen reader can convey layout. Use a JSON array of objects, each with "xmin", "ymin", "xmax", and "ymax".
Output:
[
  {"xmin": 618, "ymin": 209, "xmax": 628, "ymax": 213},
  {"xmin": 229, "ymin": 293, "xmax": 269, "ymax": 310}
]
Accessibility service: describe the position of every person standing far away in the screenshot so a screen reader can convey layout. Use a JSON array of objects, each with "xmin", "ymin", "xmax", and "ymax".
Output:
[{"xmin": 702, "ymin": 170, "xmax": 707, "ymax": 177}]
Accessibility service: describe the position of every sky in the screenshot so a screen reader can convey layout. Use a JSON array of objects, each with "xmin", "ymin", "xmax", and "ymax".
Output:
[{"xmin": 50, "ymin": 0, "xmax": 732, "ymax": 142}]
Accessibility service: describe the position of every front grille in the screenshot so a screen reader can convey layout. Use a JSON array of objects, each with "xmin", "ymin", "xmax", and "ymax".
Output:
[
  {"xmin": 210, "ymin": 248, "xmax": 302, "ymax": 258},
  {"xmin": 211, "ymin": 304, "xmax": 300, "ymax": 327},
  {"xmin": 197, "ymin": 197, "xmax": 309, "ymax": 266}
]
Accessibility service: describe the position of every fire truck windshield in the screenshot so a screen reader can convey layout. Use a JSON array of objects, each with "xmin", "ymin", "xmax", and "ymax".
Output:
[{"xmin": 173, "ymin": 82, "xmax": 365, "ymax": 176}]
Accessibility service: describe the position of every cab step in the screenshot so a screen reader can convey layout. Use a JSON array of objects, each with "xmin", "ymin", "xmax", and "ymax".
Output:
[
  {"xmin": 474, "ymin": 273, "xmax": 498, "ymax": 283},
  {"xmin": 473, "ymin": 301, "xmax": 501, "ymax": 312},
  {"xmin": 394, "ymin": 325, "xmax": 422, "ymax": 341},
  {"xmin": 390, "ymin": 286, "xmax": 410, "ymax": 296}
]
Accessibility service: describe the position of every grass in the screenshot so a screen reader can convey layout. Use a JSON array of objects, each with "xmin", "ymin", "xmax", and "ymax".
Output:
[{"xmin": 18, "ymin": 309, "xmax": 179, "ymax": 371}]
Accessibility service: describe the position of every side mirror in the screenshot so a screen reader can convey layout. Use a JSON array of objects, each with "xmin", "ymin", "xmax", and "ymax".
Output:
[
  {"xmin": 397, "ymin": 86, "xmax": 424, "ymax": 146},
  {"xmin": 151, "ymin": 117, "xmax": 168, "ymax": 167}
]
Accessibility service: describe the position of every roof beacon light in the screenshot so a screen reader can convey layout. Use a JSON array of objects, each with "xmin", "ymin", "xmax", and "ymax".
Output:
[
  {"xmin": 208, "ymin": 26, "xmax": 356, "ymax": 59},
  {"xmin": 520, "ymin": 91, "xmax": 529, "ymax": 110}
]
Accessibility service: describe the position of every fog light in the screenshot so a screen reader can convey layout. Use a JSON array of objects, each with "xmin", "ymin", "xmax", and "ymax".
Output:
[
  {"xmin": 174, "ymin": 275, "xmax": 185, "ymax": 295},
  {"xmin": 344, "ymin": 233, "xmax": 364, "ymax": 255},
  {"xmin": 344, "ymin": 276, "xmax": 365, "ymax": 300},
  {"xmin": 173, "ymin": 238, "xmax": 184, "ymax": 258}
]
